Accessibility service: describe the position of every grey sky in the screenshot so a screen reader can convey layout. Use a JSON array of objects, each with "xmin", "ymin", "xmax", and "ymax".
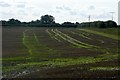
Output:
[{"xmin": 0, "ymin": 0, "xmax": 119, "ymax": 24}]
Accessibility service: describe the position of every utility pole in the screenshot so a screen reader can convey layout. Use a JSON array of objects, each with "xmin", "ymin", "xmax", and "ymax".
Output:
[
  {"xmin": 109, "ymin": 12, "xmax": 115, "ymax": 21},
  {"xmin": 118, "ymin": 1, "xmax": 120, "ymax": 25},
  {"xmin": 88, "ymin": 15, "xmax": 91, "ymax": 27},
  {"xmin": 88, "ymin": 15, "xmax": 91, "ymax": 22}
]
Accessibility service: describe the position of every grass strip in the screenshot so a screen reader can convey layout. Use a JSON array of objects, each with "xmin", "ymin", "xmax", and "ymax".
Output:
[
  {"xmin": 3, "ymin": 53, "xmax": 119, "ymax": 73},
  {"xmin": 80, "ymin": 29, "xmax": 119, "ymax": 40},
  {"xmin": 89, "ymin": 66, "xmax": 120, "ymax": 71}
]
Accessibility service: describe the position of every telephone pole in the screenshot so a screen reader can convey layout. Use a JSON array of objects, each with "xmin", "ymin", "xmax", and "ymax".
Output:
[
  {"xmin": 88, "ymin": 15, "xmax": 91, "ymax": 27},
  {"xmin": 118, "ymin": 1, "xmax": 120, "ymax": 25},
  {"xmin": 88, "ymin": 15, "xmax": 91, "ymax": 22},
  {"xmin": 109, "ymin": 12, "xmax": 115, "ymax": 21}
]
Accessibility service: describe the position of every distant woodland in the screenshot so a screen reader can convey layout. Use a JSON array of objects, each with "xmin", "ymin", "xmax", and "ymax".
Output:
[{"xmin": 1, "ymin": 14, "xmax": 119, "ymax": 28}]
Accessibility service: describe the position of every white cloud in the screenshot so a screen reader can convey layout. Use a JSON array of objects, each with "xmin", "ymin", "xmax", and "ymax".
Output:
[
  {"xmin": 0, "ymin": 2, "xmax": 11, "ymax": 7},
  {"xmin": 88, "ymin": 5, "xmax": 95, "ymax": 10},
  {"xmin": 0, "ymin": 0, "xmax": 119, "ymax": 24},
  {"xmin": 16, "ymin": 2, "xmax": 26, "ymax": 8}
]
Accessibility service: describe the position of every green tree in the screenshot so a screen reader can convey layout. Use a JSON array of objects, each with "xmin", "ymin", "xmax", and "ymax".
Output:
[
  {"xmin": 105, "ymin": 20, "xmax": 117, "ymax": 28},
  {"xmin": 8, "ymin": 18, "xmax": 21, "ymax": 26},
  {"xmin": 40, "ymin": 15, "xmax": 55, "ymax": 24}
]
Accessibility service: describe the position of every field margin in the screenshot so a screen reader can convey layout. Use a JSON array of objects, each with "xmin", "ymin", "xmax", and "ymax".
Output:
[{"xmin": 80, "ymin": 29, "xmax": 120, "ymax": 40}]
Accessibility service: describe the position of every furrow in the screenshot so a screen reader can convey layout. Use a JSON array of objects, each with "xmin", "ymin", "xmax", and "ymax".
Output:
[
  {"xmin": 54, "ymin": 29, "xmax": 100, "ymax": 49},
  {"xmin": 46, "ymin": 29, "xmax": 61, "ymax": 42}
]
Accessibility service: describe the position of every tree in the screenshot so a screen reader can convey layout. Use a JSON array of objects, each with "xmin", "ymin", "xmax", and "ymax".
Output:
[
  {"xmin": 61, "ymin": 22, "xmax": 77, "ymax": 28},
  {"xmin": 40, "ymin": 15, "xmax": 55, "ymax": 24},
  {"xmin": 105, "ymin": 20, "xmax": 117, "ymax": 28},
  {"xmin": 7, "ymin": 18, "xmax": 21, "ymax": 26}
]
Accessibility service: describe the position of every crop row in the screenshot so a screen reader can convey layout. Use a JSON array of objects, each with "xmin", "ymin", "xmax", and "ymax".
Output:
[{"xmin": 58, "ymin": 28, "xmax": 119, "ymax": 53}]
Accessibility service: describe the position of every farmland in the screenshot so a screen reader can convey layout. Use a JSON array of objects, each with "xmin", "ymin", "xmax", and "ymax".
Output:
[{"xmin": 2, "ymin": 27, "xmax": 120, "ymax": 79}]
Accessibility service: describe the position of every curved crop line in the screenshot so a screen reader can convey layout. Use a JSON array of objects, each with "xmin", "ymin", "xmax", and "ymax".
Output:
[
  {"xmin": 53, "ymin": 29, "xmax": 110, "ymax": 53},
  {"xmin": 33, "ymin": 32, "xmax": 39, "ymax": 44},
  {"xmin": 54, "ymin": 29, "xmax": 89, "ymax": 48},
  {"xmin": 78, "ymin": 29, "xmax": 119, "ymax": 44},
  {"xmin": 23, "ymin": 30, "xmax": 33, "ymax": 55},
  {"xmin": 46, "ymin": 29, "xmax": 61, "ymax": 42},
  {"xmin": 46, "ymin": 29, "xmax": 54, "ymax": 38},
  {"xmin": 70, "ymin": 31, "xmax": 106, "ymax": 44},
  {"xmin": 54, "ymin": 29, "xmax": 100, "ymax": 49},
  {"xmin": 71, "ymin": 31, "xmax": 92, "ymax": 40},
  {"xmin": 23, "ymin": 30, "xmax": 41, "ymax": 55},
  {"xmin": 51, "ymin": 29, "xmax": 64, "ymax": 42},
  {"xmin": 55, "ymin": 30, "xmax": 88, "ymax": 48},
  {"xmin": 23, "ymin": 29, "xmax": 55, "ymax": 56}
]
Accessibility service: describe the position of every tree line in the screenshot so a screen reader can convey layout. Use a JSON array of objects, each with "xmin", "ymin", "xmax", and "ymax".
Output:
[{"xmin": 1, "ymin": 14, "xmax": 119, "ymax": 28}]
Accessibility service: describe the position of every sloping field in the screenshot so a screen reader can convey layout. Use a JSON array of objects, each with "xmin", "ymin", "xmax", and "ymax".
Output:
[{"xmin": 2, "ymin": 27, "xmax": 120, "ymax": 79}]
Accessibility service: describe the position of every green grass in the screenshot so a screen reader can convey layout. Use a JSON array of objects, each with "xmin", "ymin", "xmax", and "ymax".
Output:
[
  {"xmin": 90, "ymin": 28, "xmax": 120, "ymax": 36},
  {"xmin": 80, "ymin": 29, "xmax": 120, "ymax": 40},
  {"xmin": 1, "ymin": 56, "xmax": 31, "ymax": 61},
  {"xmin": 3, "ymin": 52, "xmax": 119, "ymax": 73},
  {"xmin": 90, "ymin": 66, "xmax": 120, "ymax": 71}
]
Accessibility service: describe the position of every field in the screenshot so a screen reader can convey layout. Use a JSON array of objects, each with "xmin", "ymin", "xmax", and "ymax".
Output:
[{"xmin": 2, "ymin": 27, "xmax": 120, "ymax": 79}]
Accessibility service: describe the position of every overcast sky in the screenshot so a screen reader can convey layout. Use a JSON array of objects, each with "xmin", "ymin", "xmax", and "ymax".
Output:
[{"xmin": 0, "ymin": 0, "xmax": 119, "ymax": 24}]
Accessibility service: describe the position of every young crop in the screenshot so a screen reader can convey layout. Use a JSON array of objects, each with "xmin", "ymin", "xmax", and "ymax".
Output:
[{"xmin": 80, "ymin": 29, "xmax": 120, "ymax": 40}]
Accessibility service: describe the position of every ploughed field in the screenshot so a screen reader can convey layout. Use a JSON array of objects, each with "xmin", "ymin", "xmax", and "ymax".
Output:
[{"xmin": 2, "ymin": 27, "xmax": 120, "ymax": 78}]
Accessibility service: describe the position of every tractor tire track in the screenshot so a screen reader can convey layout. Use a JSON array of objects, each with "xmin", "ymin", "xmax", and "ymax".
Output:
[{"xmin": 51, "ymin": 29, "xmax": 110, "ymax": 54}]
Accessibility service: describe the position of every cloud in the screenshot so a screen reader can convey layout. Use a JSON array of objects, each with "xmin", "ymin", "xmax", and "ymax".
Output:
[
  {"xmin": 69, "ymin": 11, "xmax": 77, "ymax": 15},
  {"xmin": 62, "ymin": 6, "xmax": 71, "ymax": 11},
  {"xmin": 0, "ymin": 2, "xmax": 11, "ymax": 7},
  {"xmin": 55, "ymin": 5, "xmax": 77, "ymax": 15},
  {"xmin": 88, "ymin": 5, "xmax": 95, "ymax": 10},
  {"xmin": 0, "ymin": 0, "xmax": 118, "ymax": 23},
  {"xmin": 0, "ymin": 12, "xmax": 14, "ymax": 19},
  {"xmin": 16, "ymin": 4, "xmax": 25, "ymax": 8},
  {"xmin": 56, "ymin": 6, "xmax": 71, "ymax": 11},
  {"xmin": 16, "ymin": 2, "xmax": 26, "ymax": 8},
  {"xmin": 56, "ymin": 6, "xmax": 63, "ymax": 10},
  {"xmin": 95, "ymin": 13, "xmax": 111, "ymax": 19}
]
